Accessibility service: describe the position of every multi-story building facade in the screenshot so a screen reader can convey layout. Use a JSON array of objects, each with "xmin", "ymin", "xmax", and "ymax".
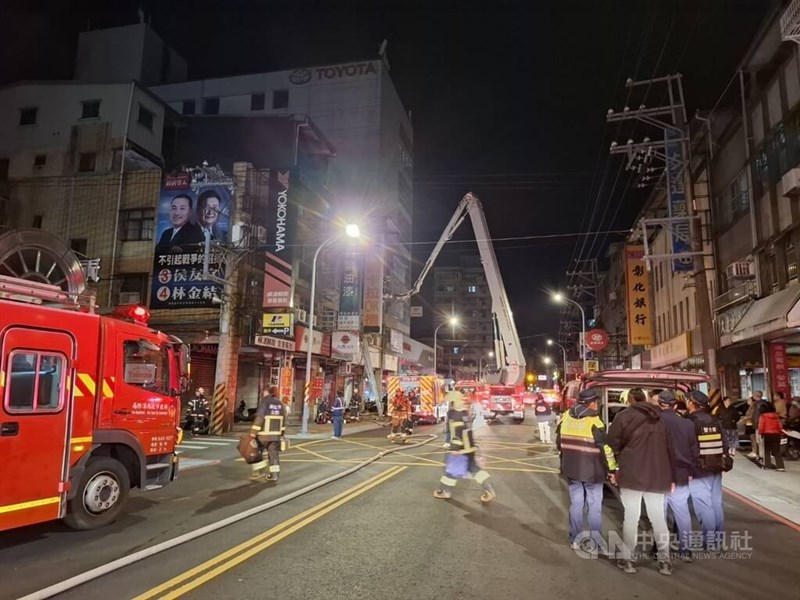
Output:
[
  {"xmin": 0, "ymin": 20, "xmax": 416, "ymax": 422},
  {"xmin": 431, "ymin": 255, "xmax": 494, "ymax": 379},
  {"xmin": 711, "ymin": 2, "xmax": 800, "ymax": 398}
]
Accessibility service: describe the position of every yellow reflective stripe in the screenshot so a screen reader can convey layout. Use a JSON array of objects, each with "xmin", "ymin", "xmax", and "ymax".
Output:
[
  {"xmin": 440, "ymin": 475, "xmax": 457, "ymax": 486},
  {"xmin": 102, "ymin": 379, "xmax": 114, "ymax": 398},
  {"xmin": 474, "ymin": 470, "xmax": 490, "ymax": 484},
  {"xmin": 78, "ymin": 373, "xmax": 96, "ymax": 396},
  {"xmin": 698, "ymin": 434, "xmax": 721, "ymax": 441},
  {"xmin": 70, "ymin": 436, "xmax": 93, "ymax": 444},
  {"xmin": 0, "ymin": 496, "xmax": 61, "ymax": 515},
  {"xmin": 72, "ymin": 376, "xmax": 83, "ymax": 397},
  {"xmin": 0, "ymin": 370, "xmax": 5, "ymax": 388},
  {"xmin": 269, "ymin": 465, "xmax": 280, "ymax": 472}
]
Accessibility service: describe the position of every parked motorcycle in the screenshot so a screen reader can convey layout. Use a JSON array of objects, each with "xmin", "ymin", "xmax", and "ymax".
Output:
[
  {"xmin": 783, "ymin": 420, "xmax": 800, "ymax": 461},
  {"xmin": 234, "ymin": 400, "xmax": 257, "ymax": 423},
  {"xmin": 315, "ymin": 400, "xmax": 331, "ymax": 424}
]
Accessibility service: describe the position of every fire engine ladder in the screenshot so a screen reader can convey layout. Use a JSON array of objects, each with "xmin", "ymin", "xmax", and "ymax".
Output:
[
  {"xmin": 361, "ymin": 341, "xmax": 383, "ymax": 416},
  {"xmin": 0, "ymin": 275, "xmax": 95, "ymax": 312}
]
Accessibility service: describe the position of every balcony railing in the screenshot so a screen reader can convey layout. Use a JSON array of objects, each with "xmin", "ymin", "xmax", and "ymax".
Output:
[{"xmin": 714, "ymin": 280, "xmax": 758, "ymax": 312}]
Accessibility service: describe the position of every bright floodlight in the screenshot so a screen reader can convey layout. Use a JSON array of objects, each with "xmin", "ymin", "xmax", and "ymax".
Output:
[
  {"xmin": 488, "ymin": 351, "xmax": 494, "ymax": 357},
  {"xmin": 345, "ymin": 224, "xmax": 360, "ymax": 238},
  {"xmin": 547, "ymin": 339, "xmax": 554, "ymax": 345},
  {"xmin": 448, "ymin": 316, "xmax": 459, "ymax": 326},
  {"xmin": 552, "ymin": 292, "xmax": 564, "ymax": 303},
  {"xmin": 543, "ymin": 356, "xmax": 552, "ymax": 365}
]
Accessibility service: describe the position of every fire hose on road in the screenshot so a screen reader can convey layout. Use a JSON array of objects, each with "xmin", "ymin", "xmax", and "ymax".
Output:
[{"xmin": 19, "ymin": 434, "xmax": 438, "ymax": 600}]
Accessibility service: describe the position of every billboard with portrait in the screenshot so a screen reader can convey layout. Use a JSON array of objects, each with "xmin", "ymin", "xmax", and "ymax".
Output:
[{"xmin": 150, "ymin": 168, "xmax": 234, "ymax": 309}]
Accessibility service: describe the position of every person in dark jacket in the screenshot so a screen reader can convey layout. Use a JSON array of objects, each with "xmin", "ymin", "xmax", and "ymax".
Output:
[
  {"xmin": 653, "ymin": 390, "xmax": 698, "ymax": 561},
  {"xmin": 717, "ymin": 396, "xmax": 740, "ymax": 452},
  {"xmin": 751, "ymin": 391, "xmax": 769, "ymax": 459},
  {"xmin": 556, "ymin": 389, "xmax": 617, "ymax": 553},
  {"xmin": 249, "ymin": 385, "xmax": 286, "ymax": 483},
  {"xmin": 687, "ymin": 390, "xmax": 729, "ymax": 551},
  {"xmin": 758, "ymin": 403, "xmax": 785, "ymax": 471},
  {"xmin": 607, "ymin": 390, "xmax": 676, "ymax": 576},
  {"xmin": 534, "ymin": 395, "xmax": 553, "ymax": 443}
]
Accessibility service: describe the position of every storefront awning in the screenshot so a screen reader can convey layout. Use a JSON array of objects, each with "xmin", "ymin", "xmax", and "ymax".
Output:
[{"xmin": 730, "ymin": 286, "xmax": 800, "ymax": 344}]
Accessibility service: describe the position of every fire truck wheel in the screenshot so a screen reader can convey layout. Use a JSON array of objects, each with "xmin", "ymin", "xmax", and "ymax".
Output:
[{"xmin": 64, "ymin": 457, "xmax": 130, "ymax": 530}]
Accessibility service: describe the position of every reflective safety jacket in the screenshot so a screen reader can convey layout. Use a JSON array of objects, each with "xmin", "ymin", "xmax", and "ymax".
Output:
[
  {"xmin": 252, "ymin": 395, "xmax": 286, "ymax": 442},
  {"xmin": 689, "ymin": 410, "xmax": 727, "ymax": 476},
  {"xmin": 556, "ymin": 405, "xmax": 617, "ymax": 483},
  {"xmin": 448, "ymin": 408, "xmax": 476, "ymax": 454}
]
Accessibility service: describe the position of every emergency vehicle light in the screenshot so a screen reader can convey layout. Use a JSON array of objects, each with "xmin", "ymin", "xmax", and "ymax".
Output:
[{"xmin": 112, "ymin": 304, "xmax": 150, "ymax": 325}]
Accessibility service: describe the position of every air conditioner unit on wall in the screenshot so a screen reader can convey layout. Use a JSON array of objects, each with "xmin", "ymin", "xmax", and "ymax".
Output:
[
  {"xmin": 119, "ymin": 292, "xmax": 141, "ymax": 305},
  {"xmin": 296, "ymin": 309, "xmax": 307, "ymax": 323},
  {"xmin": 782, "ymin": 167, "xmax": 800, "ymax": 196},
  {"xmin": 725, "ymin": 261, "xmax": 754, "ymax": 280}
]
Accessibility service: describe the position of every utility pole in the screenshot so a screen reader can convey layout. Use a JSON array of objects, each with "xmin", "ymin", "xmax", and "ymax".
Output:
[{"xmin": 607, "ymin": 74, "xmax": 718, "ymax": 389}]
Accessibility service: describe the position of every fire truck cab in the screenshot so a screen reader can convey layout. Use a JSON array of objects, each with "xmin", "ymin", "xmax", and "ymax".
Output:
[{"xmin": 0, "ymin": 238, "xmax": 189, "ymax": 532}]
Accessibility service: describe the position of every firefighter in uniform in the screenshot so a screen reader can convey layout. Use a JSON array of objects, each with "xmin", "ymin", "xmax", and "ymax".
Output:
[
  {"xmin": 556, "ymin": 388, "xmax": 617, "ymax": 552},
  {"xmin": 249, "ymin": 384, "xmax": 286, "ymax": 483},
  {"xmin": 388, "ymin": 389, "xmax": 413, "ymax": 439},
  {"xmin": 433, "ymin": 393, "xmax": 496, "ymax": 503}
]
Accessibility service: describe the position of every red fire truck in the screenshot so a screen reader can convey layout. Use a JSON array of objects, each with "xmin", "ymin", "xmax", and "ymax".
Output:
[
  {"xmin": 0, "ymin": 270, "xmax": 189, "ymax": 531},
  {"xmin": 455, "ymin": 380, "xmax": 526, "ymax": 423}
]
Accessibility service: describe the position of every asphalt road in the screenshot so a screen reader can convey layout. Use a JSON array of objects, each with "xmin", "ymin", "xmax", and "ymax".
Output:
[{"xmin": 1, "ymin": 414, "xmax": 798, "ymax": 600}]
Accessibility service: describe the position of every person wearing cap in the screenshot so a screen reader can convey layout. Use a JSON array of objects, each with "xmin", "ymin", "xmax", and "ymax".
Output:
[
  {"xmin": 556, "ymin": 388, "xmax": 617, "ymax": 554},
  {"xmin": 651, "ymin": 389, "xmax": 698, "ymax": 562},
  {"xmin": 607, "ymin": 386, "xmax": 676, "ymax": 576},
  {"xmin": 686, "ymin": 390, "xmax": 730, "ymax": 551}
]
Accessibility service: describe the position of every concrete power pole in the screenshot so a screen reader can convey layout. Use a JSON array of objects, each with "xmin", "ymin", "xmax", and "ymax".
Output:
[{"xmin": 607, "ymin": 74, "xmax": 718, "ymax": 389}]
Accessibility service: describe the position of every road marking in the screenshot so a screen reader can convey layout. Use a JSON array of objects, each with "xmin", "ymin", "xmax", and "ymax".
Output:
[
  {"xmin": 294, "ymin": 444, "xmax": 338, "ymax": 462},
  {"xmin": 133, "ymin": 466, "xmax": 406, "ymax": 600},
  {"xmin": 180, "ymin": 459, "xmax": 219, "ymax": 471},
  {"xmin": 176, "ymin": 444, "xmax": 208, "ymax": 450},
  {"xmin": 724, "ymin": 487, "xmax": 800, "ymax": 533}
]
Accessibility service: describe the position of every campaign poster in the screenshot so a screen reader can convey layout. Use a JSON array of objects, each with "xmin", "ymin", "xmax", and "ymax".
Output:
[{"xmin": 150, "ymin": 168, "xmax": 234, "ymax": 309}]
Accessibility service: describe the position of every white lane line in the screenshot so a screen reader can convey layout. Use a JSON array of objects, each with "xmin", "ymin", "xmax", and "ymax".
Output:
[{"xmin": 176, "ymin": 444, "xmax": 208, "ymax": 450}]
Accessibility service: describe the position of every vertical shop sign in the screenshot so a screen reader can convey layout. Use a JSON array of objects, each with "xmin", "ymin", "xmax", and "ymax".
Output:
[
  {"xmin": 665, "ymin": 129, "xmax": 693, "ymax": 272},
  {"xmin": 770, "ymin": 343, "xmax": 790, "ymax": 397},
  {"xmin": 337, "ymin": 252, "xmax": 363, "ymax": 330},
  {"xmin": 362, "ymin": 252, "xmax": 384, "ymax": 333},
  {"xmin": 263, "ymin": 170, "xmax": 297, "ymax": 308},
  {"xmin": 279, "ymin": 367, "xmax": 294, "ymax": 406},
  {"xmin": 151, "ymin": 168, "xmax": 233, "ymax": 309},
  {"xmin": 624, "ymin": 245, "xmax": 654, "ymax": 346}
]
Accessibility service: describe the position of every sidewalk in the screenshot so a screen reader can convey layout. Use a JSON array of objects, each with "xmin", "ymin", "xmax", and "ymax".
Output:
[
  {"xmin": 723, "ymin": 451, "xmax": 800, "ymax": 527},
  {"xmin": 229, "ymin": 417, "xmax": 388, "ymax": 440}
]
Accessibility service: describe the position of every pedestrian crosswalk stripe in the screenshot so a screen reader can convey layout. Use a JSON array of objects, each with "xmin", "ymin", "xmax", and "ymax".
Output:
[
  {"xmin": 189, "ymin": 439, "xmax": 237, "ymax": 445},
  {"xmin": 177, "ymin": 443, "xmax": 208, "ymax": 450}
]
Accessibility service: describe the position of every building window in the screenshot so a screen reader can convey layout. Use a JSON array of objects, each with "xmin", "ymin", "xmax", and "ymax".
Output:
[
  {"xmin": 137, "ymin": 105, "xmax": 155, "ymax": 130},
  {"xmin": 81, "ymin": 100, "xmax": 101, "ymax": 119},
  {"xmin": 679, "ymin": 300, "xmax": 684, "ymax": 332},
  {"xmin": 119, "ymin": 273, "xmax": 148, "ymax": 304},
  {"xmin": 251, "ymin": 93, "xmax": 265, "ymax": 111},
  {"xmin": 5, "ymin": 351, "xmax": 66, "ymax": 413},
  {"xmin": 70, "ymin": 238, "xmax": 88, "ymax": 256},
  {"xmin": 34, "ymin": 154, "xmax": 46, "ymax": 168},
  {"xmin": 787, "ymin": 240, "xmax": 798, "ymax": 284},
  {"xmin": 78, "ymin": 152, "xmax": 97, "ymax": 173},
  {"xmin": 467, "ymin": 285, "xmax": 477, "ymax": 293},
  {"xmin": 272, "ymin": 89, "xmax": 289, "ymax": 109},
  {"xmin": 182, "ymin": 100, "xmax": 196, "ymax": 115},
  {"xmin": 766, "ymin": 251, "xmax": 778, "ymax": 292},
  {"xmin": 203, "ymin": 98, "xmax": 220, "ymax": 115},
  {"xmin": 752, "ymin": 143, "xmax": 771, "ymax": 198},
  {"xmin": 20, "ymin": 107, "xmax": 37, "ymax": 126},
  {"xmin": 121, "ymin": 208, "xmax": 155, "ymax": 241}
]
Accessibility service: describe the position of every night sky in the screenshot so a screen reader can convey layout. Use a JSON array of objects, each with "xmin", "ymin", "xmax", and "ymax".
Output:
[{"xmin": 3, "ymin": 0, "xmax": 771, "ymax": 350}]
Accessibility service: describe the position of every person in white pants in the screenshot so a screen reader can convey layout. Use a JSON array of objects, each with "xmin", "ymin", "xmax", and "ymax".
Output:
[
  {"xmin": 607, "ymin": 388, "xmax": 677, "ymax": 576},
  {"xmin": 534, "ymin": 395, "xmax": 553, "ymax": 443}
]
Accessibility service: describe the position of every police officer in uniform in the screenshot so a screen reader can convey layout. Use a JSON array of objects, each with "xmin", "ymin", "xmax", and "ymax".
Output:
[
  {"xmin": 249, "ymin": 385, "xmax": 286, "ymax": 483},
  {"xmin": 433, "ymin": 393, "xmax": 496, "ymax": 503},
  {"xmin": 556, "ymin": 388, "xmax": 617, "ymax": 553}
]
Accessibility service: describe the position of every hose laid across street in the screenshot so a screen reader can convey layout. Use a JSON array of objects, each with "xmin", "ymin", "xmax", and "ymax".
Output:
[{"xmin": 19, "ymin": 433, "xmax": 438, "ymax": 600}]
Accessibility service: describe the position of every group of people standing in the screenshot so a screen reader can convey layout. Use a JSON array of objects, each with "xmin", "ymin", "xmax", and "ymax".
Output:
[
  {"xmin": 557, "ymin": 386, "xmax": 732, "ymax": 576},
  {"xmin": 740, "ymin": 390, "xmax": 794, "ymax": 471}
]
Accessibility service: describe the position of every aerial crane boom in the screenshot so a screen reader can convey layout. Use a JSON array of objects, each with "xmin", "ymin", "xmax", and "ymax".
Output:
[{"xmin": 397, "ymin": 193, "xmax": 525, "ymax": 386}]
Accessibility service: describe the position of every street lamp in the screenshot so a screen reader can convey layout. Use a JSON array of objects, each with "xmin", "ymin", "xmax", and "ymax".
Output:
[
  {"xmin": 552, "ymin": 292, "xmax": 587, "ymax": 375},
  {"xmin": 478, "ymin": 350, "xmax": 494, "ymax": 380},
  {"xmin": 300, "ymin": 224, "xmax": 361, "ymax": 436},
  {"xmin": 542, "ymin": 356, "xmax": 552, "ymax": 365},
  {"xmin": 547, "ymin": 339, "xmax": 568, "ymax": 382},
  {"xmin": 433, "ymin": 316, "xmax": 458, "ymax": 377}
]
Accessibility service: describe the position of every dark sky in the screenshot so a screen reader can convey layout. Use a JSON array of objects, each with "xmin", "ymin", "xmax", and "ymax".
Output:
[{"xmin": 2, "ymin": 0, "xmax": 771, "ymax": 350}]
